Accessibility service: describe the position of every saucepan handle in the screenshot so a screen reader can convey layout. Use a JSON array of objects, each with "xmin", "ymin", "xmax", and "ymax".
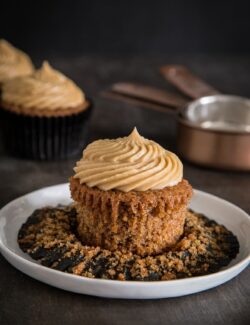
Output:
[
  {"xmin": 109, "ymin": 82, "xmax": 187, "ymax": 111},
  {"xmin": 160, "ymin": 65, "xmax": 220, "ymax": 99}
]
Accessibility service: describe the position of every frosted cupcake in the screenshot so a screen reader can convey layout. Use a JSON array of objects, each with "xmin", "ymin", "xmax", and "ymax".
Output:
[
  {"xmin": 70, "ymin": 128, "xmax": 192, "ymax": 256},
  {"xmin": 1, "ymin": 61, "xmax": 92, "ymax": 159},
  {"xmin": 0, "ymin": 39, "xmax": 34, "ymax": 85}
]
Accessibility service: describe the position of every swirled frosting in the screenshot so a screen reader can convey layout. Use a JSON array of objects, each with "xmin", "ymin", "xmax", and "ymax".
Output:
[
  {"xmin": 2, "ymin": 61, "xmax": 85, "ymax": 110},
  {"xmin": 0, "ymin": 39, "xmax": 34, "ymax": 82},
  {"xmin": 74, "ymin": 128, "xmax": 183, "ymax": 192}
]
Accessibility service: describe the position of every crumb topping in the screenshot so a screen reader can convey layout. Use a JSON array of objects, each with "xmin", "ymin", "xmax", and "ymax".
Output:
[{"xmin": 18, "ymin": 206, "xmax": 239, "ymax": 281}]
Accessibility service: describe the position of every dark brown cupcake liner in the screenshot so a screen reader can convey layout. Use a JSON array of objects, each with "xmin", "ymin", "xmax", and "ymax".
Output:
[{"xmin": 1, "ymin": 101, "xmax": 93, "ymax": 160}]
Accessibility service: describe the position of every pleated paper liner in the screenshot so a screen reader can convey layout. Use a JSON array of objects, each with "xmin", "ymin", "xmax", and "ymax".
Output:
[{"xmin": 1, "ymin": 102, "xmax": 93, "ymax": 160}]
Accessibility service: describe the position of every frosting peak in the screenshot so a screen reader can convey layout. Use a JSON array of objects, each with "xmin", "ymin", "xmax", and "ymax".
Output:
[
  {"xmin": 34, "ymin": 61, "xmax": 67, "ymax": 83},
  {"xmin": 127, "ymin": 127, "xmax": 145, "ymax": 143},
  {"xmin": 0, "ymin": 39, "xmax": 34, "ymax": 82},
  {"xmin": 0, "ymin": 39, "xmax": 16, "ymax": 61},
  {"xmin": 74, "ymin": 128, "xmax": 183, "ymax": 192},
  {"xmin": 2, "ymin": 61, "xmax": 85, "ymax": 110}
]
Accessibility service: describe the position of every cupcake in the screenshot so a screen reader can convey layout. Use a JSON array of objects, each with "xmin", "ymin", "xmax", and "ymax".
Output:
[
  {"xmin": 0, "ymin": 39, "xmax": 34, "ymax": 85},
  {"xmin": 1, "ymin": 61, "xmax": 92, "ymax": 159},
  {"xmin": 70, "ymin": 128, "xmax": 192, "ymax": 256}
]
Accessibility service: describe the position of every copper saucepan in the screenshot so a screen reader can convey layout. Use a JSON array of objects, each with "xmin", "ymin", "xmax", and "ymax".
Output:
[{"xmin": 103, "ymin": 65, "xmax": 250, "ymax": 170}]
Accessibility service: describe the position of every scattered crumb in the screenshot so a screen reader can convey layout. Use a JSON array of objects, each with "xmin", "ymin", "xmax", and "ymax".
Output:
[{"xmin": 18, "ymin": 206, "xmax": 239, "ymax": 281}]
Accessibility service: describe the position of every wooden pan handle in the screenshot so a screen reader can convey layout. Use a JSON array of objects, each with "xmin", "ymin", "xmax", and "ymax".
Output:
[
  {"xmin": 102, "ymin": 90, "xmax": 175, "ymax": 114},
  {"xmin": 160, "ymin": 65, "xmax": 220, "ymax": 99},
  {"xmin": 111, "ymin": 82, "xmax": 187, "ymax": 109}
]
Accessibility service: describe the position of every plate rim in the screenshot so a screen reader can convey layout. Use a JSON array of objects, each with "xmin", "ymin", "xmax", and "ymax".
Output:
[{"xmin": 0, "ymin": 182, "xmax": 249, "ymax": 287}]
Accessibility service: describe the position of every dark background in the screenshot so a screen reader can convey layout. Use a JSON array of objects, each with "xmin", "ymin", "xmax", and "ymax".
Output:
[{"xmin": 1, "ymin": 0, "xmax": 250, "ymax": 57}]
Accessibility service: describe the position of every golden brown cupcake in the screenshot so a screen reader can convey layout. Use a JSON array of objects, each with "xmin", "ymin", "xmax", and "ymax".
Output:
[
  {"xmin": 70, "ymin": 128, "xmax": 192, "ymax": 256},
  {"xmin": 1, "ymin": 61, "xmax": 92, "ymax": 159},
  {"xmin": 0, "ymin": 39, "xmax": 34, "ymax": 84}
]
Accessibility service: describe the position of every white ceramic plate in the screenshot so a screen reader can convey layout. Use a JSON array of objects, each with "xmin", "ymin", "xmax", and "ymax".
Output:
[{"xmin": 0, "ymin": 183, "xmax": 249, "ymax": 299}]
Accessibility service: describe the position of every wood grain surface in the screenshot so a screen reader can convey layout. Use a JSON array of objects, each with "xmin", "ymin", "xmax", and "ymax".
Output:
[{"xmin": 0, "ymin": 54, "xmax": 249, "ymax": 325}]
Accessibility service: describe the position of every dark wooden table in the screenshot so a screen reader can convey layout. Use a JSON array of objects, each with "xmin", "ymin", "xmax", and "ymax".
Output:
[{"xmin": 0, "ymin": 55, "xmax": 249, "ymax": 325}]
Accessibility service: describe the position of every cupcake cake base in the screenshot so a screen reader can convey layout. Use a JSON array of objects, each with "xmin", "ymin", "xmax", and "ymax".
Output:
[
  {"xmin": 18, "ymin": 206, "xmax": 239, "ymax": 281},
  {"xmin": 70, "ymin": 178, "xmax": 192, "ymax": 256}
]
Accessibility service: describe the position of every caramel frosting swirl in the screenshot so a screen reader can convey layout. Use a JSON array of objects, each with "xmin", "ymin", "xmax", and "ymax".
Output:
[
  {"xmin": 0, "ymin": 39, "xmax": 34, "ymax": 82},
  {"xmin": 2, "ymin": 61, "xmax": 85, "ymax": 110},
  {"xmin": 74, "ymin": 128, "xmax": 183, "ymax": 192}
]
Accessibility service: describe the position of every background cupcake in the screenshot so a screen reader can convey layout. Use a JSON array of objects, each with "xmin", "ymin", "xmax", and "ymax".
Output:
[
  {"xmin": 0, "ymin": 39, "xmax": 34, "ymax": 85},
  {"xmin": 70, "ymin": 128, "xmax": 192, "ymax": 256},
  {"xmin": 1, "ymin": 61, "xmax": 92, "ymax": 160}
]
